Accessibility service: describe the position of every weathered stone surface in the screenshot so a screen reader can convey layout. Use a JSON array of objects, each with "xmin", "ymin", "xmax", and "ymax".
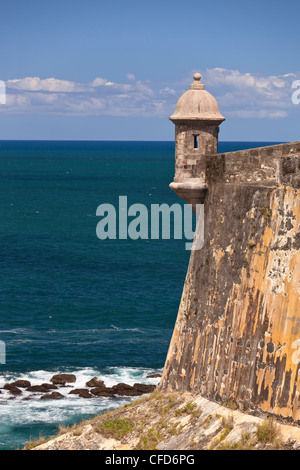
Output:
[
  {"xmin": 160, "ymin": 142, "xmax": 300, "ymax": 423},
  {"xmin": 206, "ymin": 141, "xmax": 300, "ymax": 187}
]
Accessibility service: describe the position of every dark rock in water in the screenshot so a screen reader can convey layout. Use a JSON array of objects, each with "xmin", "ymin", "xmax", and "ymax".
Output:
[
  {"xmin": 4, "ymin": 383, "xmax": 16, "ymax": 390},
  {"xmin": 40, "ymin": 392, "xmax": 64, "ymax": 400},
  {"xmin": 90, "ymin": 387, "xmax": 116, "ymax": 397},
  {"xmin": 146, "ymin": 374, "xmax": 162, "ymax": 379},
  {"xmin": 9, "ymin": 387, "xmax": 22, "ymax": 395},
  {"xmin": 112, "ymin": 383, "xmax": 133, "ymax": 391},
  {"xmin": 27, "ymin": 385, "xmax": 49, "ymax": 393},
  {"xmin": 23, "ymin": 395, "xmax": 42, "ymax": 401},
  {"xmin": 11, "ymin": 380, "xmax": 31, "ymax": 388},
  {"xmin": 41, "ymin": 383, "xmax": 58, "ymax": 390},
  {"xmin": 69, "ymin": 388, "xmax": 93, "ymax": 398},
  {"xmin": 9, "ymin": 387, "xmax": 23, "ymax": 395},
  {"xmin": 78, "ymin": 390, "xmax": 93, "ymax": 399},
  {"xmin": 3, "ymin": 384, "xmax": 13, "ymax": 390},
  {"xmin": 50, "ymin": 374, "xmax": 76, "ymax": 385},
  {"xmin": 3, "ymin": 384, "xmax": 22, "ymax": 395},
  {"xmin": 133, "ymin": 383, "xmax": 156, "ymax": 394},
  {"xmin": 86, "ymin": 377, "xmax": 105, "ymax": 388},
  {"xmin": 94, "ymin": 391, "xmax": 115, "ymax": 397},
  {"xmin": 85, "ymin": 381, "xmax": 156, "ymax": 398},
  {"xmin": 69, "ymin": 389, "xmax": 82, "ymax": 395},
  {"xmin": 112, "ymin": 383, "xmax": 141, "ymax": 396}
]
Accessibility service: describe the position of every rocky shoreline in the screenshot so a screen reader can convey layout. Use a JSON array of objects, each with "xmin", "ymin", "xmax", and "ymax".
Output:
[{"xmin": 0, "ymin": 373, "xmax": 159, "ymax": 401}]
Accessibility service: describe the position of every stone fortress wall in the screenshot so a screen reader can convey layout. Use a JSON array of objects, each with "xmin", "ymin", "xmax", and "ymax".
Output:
[{"xmin": 160, "ymin": 73, "xmax": 300, "ymax": 423}]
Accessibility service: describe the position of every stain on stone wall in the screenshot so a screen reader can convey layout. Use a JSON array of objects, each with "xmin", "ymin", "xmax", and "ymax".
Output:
[{"xmin": 160, "ymin": 142, "xmax": 300, "ymax": 423}]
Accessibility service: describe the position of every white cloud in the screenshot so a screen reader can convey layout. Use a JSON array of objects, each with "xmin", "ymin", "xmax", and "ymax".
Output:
[
  {"xmin": 159, "ymin": 87, "xmax": 176, "ymax": 96},
  {"xmin": 126, "ymin": 73, "xmax": 136, "ymax": 82},
  {"xmin": 203, "ymin": 67, "xmax": 299, "ymax": 119},
  {"xmin": 91, "ymin": 77, "xmax": 113, "ymax": 87},
  {"xmin": 204, "ymin": 68, "xmax": 288, "ymax": 92},
  {"xmin": 6, "ymin": 77, "xmax": 86, "ymax": 93},
  {"xmin": 1, "ymin": 69, "xmax": 299, "ymax": 119}
]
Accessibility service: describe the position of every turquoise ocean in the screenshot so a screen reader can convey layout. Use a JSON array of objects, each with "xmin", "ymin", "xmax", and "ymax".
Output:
[{"xmin": 0, "ymin": 140, "xmax": 280, "ymax": 449}]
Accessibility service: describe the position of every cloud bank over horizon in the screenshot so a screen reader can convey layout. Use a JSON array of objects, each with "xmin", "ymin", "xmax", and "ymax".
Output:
[{"xmin": 2, "ymin": 68, "xmax": 299, "ymax": 121}]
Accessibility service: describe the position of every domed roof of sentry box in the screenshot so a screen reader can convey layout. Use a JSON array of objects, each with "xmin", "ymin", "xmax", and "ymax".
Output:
[{"xmin": 170, "ymin": 73, "xmax": 225, "ymax": 123}]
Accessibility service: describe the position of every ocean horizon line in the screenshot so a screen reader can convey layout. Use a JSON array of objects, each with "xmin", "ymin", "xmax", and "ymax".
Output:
[{"xmin": 0, "ymin": 139, "xmax": 286, "ymax": 143}]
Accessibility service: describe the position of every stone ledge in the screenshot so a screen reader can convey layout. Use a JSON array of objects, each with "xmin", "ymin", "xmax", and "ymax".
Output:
[{"xmin": 206, "ymin": 141, "xmax": 300, "ymax": 188}]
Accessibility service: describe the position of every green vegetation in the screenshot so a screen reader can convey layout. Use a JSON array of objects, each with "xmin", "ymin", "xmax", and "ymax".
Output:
[
  {"xmin": 23, "ymin": 390, "xmax": 292, "ymax": 451},
  {"xmin": 95, "ymin": 418, "xmax": 134, "ymax": 439},
  {"xmin": 208, "ymin": 414, "xmax": 234, "ymax": 449},
  {"xmin": 136, "ymin": 426, "xmax": 161, "ymax": 450},
  {"xmin": 136, "ymin": 417, "xmax": 180, "ymax": 450},
  {"xmin": 211, "ymin": 417, "xmax": 283, "ymax": 450},
  {"xmin": 221, "ymin": 399, "xmax": 238, "ymax": 411},
  {"xmin": 221, "ymin": 415, "xmax": 234, "ymax": 435},
  {"xmin": 175, "ymin": 401, "xmax": 201, "ymax": 418},
  {"xmin": 23, "ymin": 435, "xmax": 48, "ymax": 450},
  {"xmin": 158, "ymin": 393, "xmax": 180, "ymax": 414},
  {"xmin": 255, "ymin": 418, "xmax": 280, "ymax": 445},
  {"xmin": 201, "ymin": 414, "xmax": 213, "ymax": 429},
  {"xmin": 218, "ymin": 431, "xmax": 253, "ymax": 450}
]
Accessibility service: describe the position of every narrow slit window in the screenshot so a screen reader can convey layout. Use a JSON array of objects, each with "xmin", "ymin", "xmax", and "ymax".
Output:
[{"xmin": 194, "ymin": 135, "xmax": 199, "ymax": 149}]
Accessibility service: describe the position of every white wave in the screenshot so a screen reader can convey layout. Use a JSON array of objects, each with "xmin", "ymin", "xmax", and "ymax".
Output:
[
  {"xmin": 0, "ymin": 366, "xmax": 162, "ymax": 430},
  {"xmin": 0, "ymin": 328, "xmax": 34, "ymax": 335}
]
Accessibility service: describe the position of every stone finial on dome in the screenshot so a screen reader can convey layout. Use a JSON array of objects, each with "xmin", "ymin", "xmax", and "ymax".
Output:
[{"xmin": 190, "ymin": 72, "xmax": 205, "ymax": 90}]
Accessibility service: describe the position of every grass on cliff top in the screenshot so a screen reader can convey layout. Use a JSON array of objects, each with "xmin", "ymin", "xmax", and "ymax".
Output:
[
  {"xmin": 255, "ymin": 418, "xmax": 280, "ymax": 445},
  {"xmin": 95, "ymin": 418, "xmax": 135, "ymax": 439},
  {"xmin": 23, "ymin": 390, "xmax": 291, "ymax": 450}
]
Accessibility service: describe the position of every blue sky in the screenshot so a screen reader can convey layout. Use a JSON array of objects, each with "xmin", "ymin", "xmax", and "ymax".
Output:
[{"xmin": 0, "ymin": 0, "xmax": 299, "ymax": 141}]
